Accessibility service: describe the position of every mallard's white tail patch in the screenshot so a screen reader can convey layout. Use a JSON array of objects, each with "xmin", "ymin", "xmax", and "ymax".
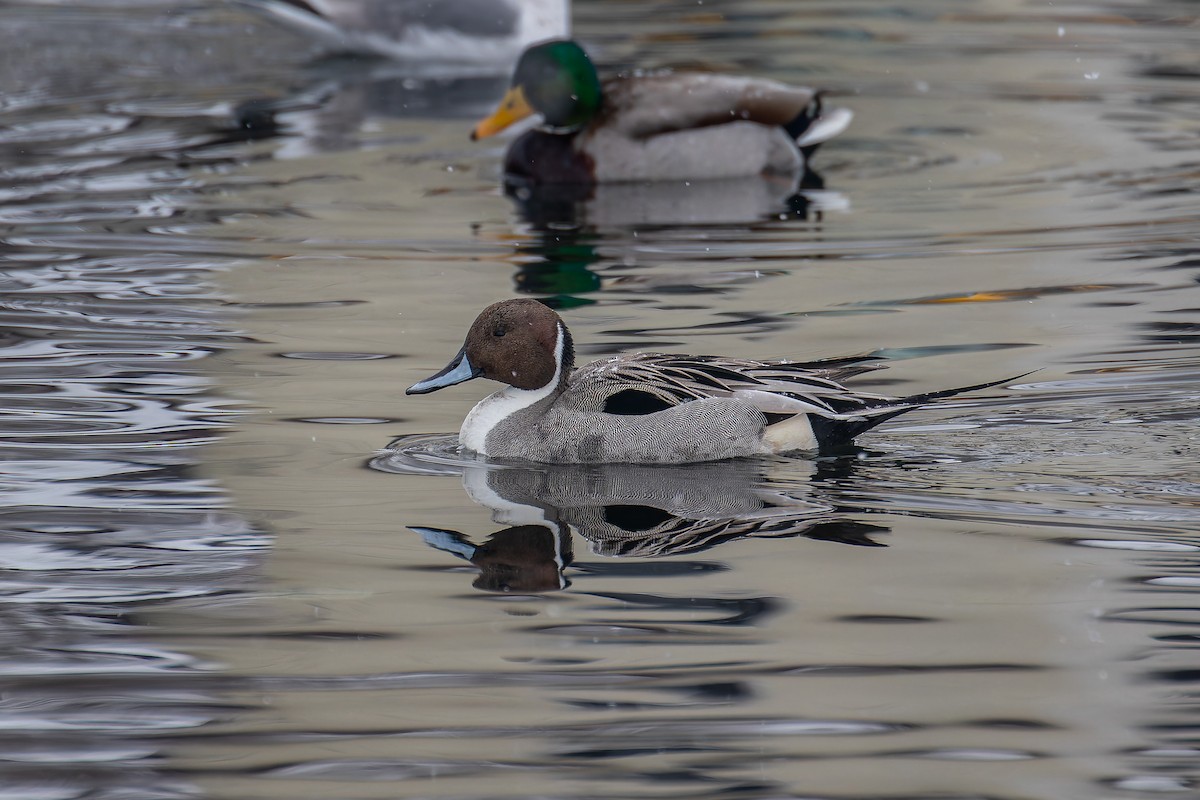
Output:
[{"xmin": 795, "ymin": 107, "xmax": 854, "ymax": 148}]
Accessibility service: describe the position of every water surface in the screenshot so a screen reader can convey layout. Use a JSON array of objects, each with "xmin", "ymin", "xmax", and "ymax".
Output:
[{"xmin": 1, "ymin": 1, "xmax": 1199, "ymax": 798}]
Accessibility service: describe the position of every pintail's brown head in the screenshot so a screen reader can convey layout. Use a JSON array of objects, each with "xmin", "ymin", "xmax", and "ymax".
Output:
[{"xmin": 406, "ymin": 299, "xmax": 574, "ymax": 395}]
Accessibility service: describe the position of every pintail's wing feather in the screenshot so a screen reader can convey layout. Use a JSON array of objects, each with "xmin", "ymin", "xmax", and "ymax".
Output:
[{"xmin": 570, "ymin": 353, "xmax": 891, "ymax": 416}]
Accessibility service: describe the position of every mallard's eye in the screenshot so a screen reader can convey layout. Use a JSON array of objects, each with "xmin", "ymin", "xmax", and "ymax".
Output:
[{"xmin": 493, "ymin": 327, "xmax": 506, "ymax": 338}]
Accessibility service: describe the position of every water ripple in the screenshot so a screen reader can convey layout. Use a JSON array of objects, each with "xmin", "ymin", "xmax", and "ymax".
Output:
[
  {"xmin": 3, "ymin": 2, "xmax": 1200, "ymax": 799},
  {"xmin": 371, "ymin": 433, "xmax": 476, "ymax": 476}
]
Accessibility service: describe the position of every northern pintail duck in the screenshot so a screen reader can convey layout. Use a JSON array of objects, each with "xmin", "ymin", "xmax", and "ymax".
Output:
[
  {"xmin": 471, "ymin": 39, "xmax": 853, "ymax": 184},
  {"xmin": 237, "ymin": 0, "xmax": 568, "ymax": 66},
  {"xmin": 406, "ymin": 299, "xmax": 1011, "ymax": 464}
]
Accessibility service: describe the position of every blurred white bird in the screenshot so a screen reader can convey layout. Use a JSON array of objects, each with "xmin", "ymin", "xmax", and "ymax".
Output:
[{"xmin": 235, "ymin": 0, "xmax": 569, "ymax": 67}]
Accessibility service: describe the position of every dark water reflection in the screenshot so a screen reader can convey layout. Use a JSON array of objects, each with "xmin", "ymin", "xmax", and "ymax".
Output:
[{"xmin": 3, "ymin": 0, "xmax": 1200, "ymax": 799}]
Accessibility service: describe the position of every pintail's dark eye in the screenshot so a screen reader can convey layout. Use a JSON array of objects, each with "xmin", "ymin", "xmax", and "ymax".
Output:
[{"xmin": 492, "ymin": 327, "xmax": 506, "ymax": 338}]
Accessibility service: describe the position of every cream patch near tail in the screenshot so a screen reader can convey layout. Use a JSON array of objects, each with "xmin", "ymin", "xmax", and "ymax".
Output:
[{"xmin": 761, "ymin": 413, "xmax": 818, "ymax": 453}]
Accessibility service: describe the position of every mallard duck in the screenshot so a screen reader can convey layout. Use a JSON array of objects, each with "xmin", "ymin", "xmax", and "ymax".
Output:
[
  {"xmin": 236, "ymin": 0, "xmax": 568, "ymax": 67},
  {"xmin": 406, "ymin": 300, "xmax": 1017, "ymax": 464},
  {"xmin": 471, "ymin": 39, "xmax": 853, "ymax": 183}
]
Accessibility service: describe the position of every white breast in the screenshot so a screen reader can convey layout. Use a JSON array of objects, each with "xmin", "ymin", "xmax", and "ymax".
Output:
[{"xmin": 460, "ymin": 383, "xmax": 553, "ymax": 455}]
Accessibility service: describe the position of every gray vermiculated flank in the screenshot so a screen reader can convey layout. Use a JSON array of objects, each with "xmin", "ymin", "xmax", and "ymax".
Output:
[{"xmin": 487, "ymin": 393, "xmax": 770, "ymax": 464}]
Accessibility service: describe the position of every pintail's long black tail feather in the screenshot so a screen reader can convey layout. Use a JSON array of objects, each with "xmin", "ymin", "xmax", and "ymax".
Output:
[{"xmin": 812, "ymin": 372, "xmax": 1033, "ymax": 451}]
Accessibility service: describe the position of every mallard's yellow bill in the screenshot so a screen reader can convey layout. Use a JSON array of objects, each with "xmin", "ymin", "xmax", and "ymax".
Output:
[{"xmin": 471, "ymin": 86, "xmax": 534, "ymax": 140}]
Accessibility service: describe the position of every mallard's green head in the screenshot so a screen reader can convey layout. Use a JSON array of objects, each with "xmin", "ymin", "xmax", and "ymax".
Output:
[
  {"xmin": 515, "ymin": 40, "xmax": 601, "ymax": 130},
  {"xmin": 472, "ymin": 40, "xmax": 602, "ymax": 140}
]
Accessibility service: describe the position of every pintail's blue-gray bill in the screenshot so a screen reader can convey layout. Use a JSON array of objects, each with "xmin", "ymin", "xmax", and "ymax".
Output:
[{"xmin": 406, "ymin": 346, "xmax": 481, "ymax": 395}]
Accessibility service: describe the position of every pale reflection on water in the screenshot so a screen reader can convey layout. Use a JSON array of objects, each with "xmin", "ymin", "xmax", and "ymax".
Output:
[
  {"xmin": 374, "ymin": 453, "xmax": 888, "ymax": 590},
  {"xmin": 1, "ymin": 0, "xmax": 1199, "ymax": 798}
]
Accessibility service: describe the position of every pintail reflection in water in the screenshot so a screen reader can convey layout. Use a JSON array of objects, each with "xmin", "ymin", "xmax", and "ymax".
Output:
[{"xmin": 374, "ymin": 451, "xmax": 888, "ymax": 593}]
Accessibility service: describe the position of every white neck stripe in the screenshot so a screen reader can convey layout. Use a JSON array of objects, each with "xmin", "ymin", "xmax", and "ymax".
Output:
[{"xmin": 459, "ymin": 324, "xmax": 565, "ymax": 456}]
